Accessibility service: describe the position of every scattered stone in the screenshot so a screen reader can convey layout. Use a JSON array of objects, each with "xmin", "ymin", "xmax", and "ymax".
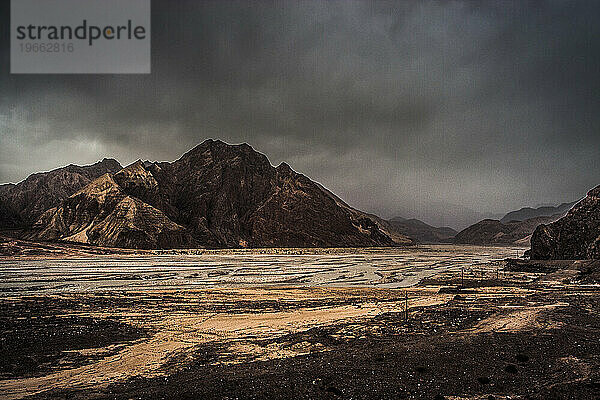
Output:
[
  {"xmin": 326, "ymin": 386, "xmax": 342, "ymax": 396},
  {"xmin": 504, "ymin": 364, "xmax": 518, "ymax": 374}
]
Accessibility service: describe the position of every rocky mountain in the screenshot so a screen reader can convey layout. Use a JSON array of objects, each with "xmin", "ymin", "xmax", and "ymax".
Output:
[
  {"xmin": 530, "ymin": 185, "xmax": 600, "ymax": 259},
  {"xmin": 453, "ymin": 215, "xmax": 562, "ymax": 246},
  {"xmin": 0, "ymin": 159, "xmax": 122, "ymax": 228},
  {"xmin": 28, "ymin": 140, "xmax": 409, "ymax": 249},
  {"xmin": 388, "ymin": 217, "xmax": 457, "ymax": 244},
  {"xmin": 500, "ymin": 202, "xmax": 576, "ymax": 223}
]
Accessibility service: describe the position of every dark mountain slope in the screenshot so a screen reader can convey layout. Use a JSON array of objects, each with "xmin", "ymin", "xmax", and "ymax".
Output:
[
  {"xmin": 530, "ymin": 185, "xmax": 600, "ymax": 259},
  {"xmin": 0, "ymin": 159, "xmax": 122, "ymax": 228}
]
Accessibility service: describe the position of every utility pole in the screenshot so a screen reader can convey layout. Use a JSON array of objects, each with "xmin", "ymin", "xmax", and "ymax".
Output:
[{"xmin": 404, "ymin": 290, "xmax": 409, "ymax": 320}]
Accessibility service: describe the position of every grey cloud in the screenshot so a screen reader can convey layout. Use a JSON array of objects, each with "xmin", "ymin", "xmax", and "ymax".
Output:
[{"xmin": 1, "ymin": 0, "xmax": 599, "ymax": 229}]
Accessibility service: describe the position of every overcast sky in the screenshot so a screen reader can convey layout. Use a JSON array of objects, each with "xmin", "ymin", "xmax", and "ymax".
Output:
[{"xmin": 1, "ymin": 0, "xmax": 598, "ymax": 229}]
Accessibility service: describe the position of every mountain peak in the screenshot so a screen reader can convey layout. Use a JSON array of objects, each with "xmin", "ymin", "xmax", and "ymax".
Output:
[
  {"xmin": 276, "ymin": 162, "xmax": 293, "ymax": 173},
  {"xmin": 121, "ymin": 160, "xmax": 147, "ymax": 172},
  {"xmin": 76, "ymin": 173, "xmax": 119, "ymax": 196},
  {"xmin": 178, "ymin": 140, "xmax": 272, "ymax": 173},
  {"xmin": 186, "ymin": 139, "xmax": 251, "ymax": 154}
]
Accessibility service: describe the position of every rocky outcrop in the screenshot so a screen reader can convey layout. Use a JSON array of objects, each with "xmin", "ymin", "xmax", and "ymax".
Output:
[
  {"xmin": 29, "ymin": 140, "xmax": 407, "ymax": 249},
  {"xmin": 0, "ymin": 159, "xmax": 122, "ymax": 227},
  {"xmin": 530, "ymin": 185, "xmax": 600, "ymax": 259},
  {"xmin": 388, "ymin": 217, "xmax": 457, "ymax": 244},
  {"xmin": 453, "ymin": 215, "xmax": 561, "ymax": 246},
  {"xmin": 31, "ymin": 174, "xmax": 196, "ymax": 249}
]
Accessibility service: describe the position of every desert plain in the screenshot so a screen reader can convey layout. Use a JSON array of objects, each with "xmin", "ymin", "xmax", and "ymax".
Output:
[{"xmin": 0, "ymin": 242, "xmax": 599, "ymax": 399}]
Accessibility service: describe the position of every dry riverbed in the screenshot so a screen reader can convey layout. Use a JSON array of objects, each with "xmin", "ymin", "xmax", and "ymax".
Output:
[{"xmin": 0, "ymin": 248, "xmax": 599, "ymax": 399}]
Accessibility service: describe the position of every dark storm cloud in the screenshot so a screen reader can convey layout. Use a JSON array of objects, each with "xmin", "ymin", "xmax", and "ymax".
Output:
[{"xmin": 1, "ymin": 0, "xmax": 599, "ymax": 228}]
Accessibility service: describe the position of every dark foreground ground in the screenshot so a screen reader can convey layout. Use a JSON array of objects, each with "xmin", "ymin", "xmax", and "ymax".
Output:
[{"xmin": 1, "ymin": 258, "xmax": 599, "ymax": 400}]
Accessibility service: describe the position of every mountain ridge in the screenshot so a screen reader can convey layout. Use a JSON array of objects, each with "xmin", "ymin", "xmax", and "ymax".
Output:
[
  {"xmin": 500, "ymin": 202, "xmax": 576, "ymax": 224},
  {"xmin": 453, "ymin": 215, "xmax": 563, "ymax": 246},
  {"xmin": 20, "ymin": 140, "xmax": 411, "ymax": 249}
]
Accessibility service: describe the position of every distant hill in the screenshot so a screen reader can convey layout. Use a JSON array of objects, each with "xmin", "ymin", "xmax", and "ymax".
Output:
[
  {"xmin": 500, "ymin": 202, "xmax": 576, "ymax": 224},
  {"xmin": 390, "ymin": 202, "xmax": 503, "ymax": 231},
  {"xmin": 530, "ymin": 185, "xmax": 600, "ymax": 259},
  {"xmin": 22, "ymin": 140, "xmax": 411, "ymax": 249},
  {"xmin": 388, "ymin": 217, "xmax": 457, "ymax": 244},
  {"xmin": 453, "ymin": 215, "xmax": 562, "ymax": 246}
]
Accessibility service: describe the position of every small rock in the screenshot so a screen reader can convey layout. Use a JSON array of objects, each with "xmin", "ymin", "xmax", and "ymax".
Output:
[
  {"xmin": 516, "ymin": 353, "xmax": 529, "ymax": 363},
  {"xmin": 504, "ymin": 364, "xmax": 518, "ymax": 374}
]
